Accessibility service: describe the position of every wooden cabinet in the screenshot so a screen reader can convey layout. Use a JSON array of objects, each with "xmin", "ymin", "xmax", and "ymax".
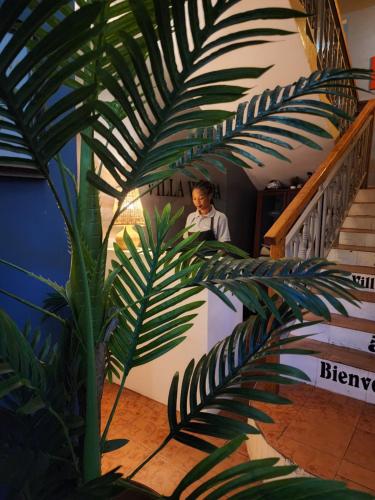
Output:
[{"xmin": 253, "ymin": 188, "xmax": 300, "ymax": 257}]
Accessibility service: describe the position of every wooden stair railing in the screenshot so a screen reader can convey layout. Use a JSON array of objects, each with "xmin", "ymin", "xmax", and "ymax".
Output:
[{"xmin": 264, "ymin": 100, "xmax": 375, "ymax": 259}]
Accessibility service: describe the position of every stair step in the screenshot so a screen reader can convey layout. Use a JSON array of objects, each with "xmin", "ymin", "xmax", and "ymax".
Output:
[
  {"xmin": 339, "ymin": 229, "xmax": 375, "ymax": 246},
  {"xmin": 349, "ymin": 203, "xmax": 375, "ymax": 216},
  {"xmin": 328, "ymin": 247, "xmax": 375, "ymax": 267},
  {"xmin": 305, "ymin": 312, "xmax": 375, "ymax": 335},
  {"xmin": 301, "ymin": 313, "xmax": 375, "ymax": 353},
  {"xmin": 343, "ymin": 215, "xmax": 375, "ymax": 230},
  {"xmin": 339, "ymin": 264, "xmax": 375, "ymax": 275},
  {"xmin": 355, "ymin": 188, "xmax": 375, "ymax": 202},
  {"xmin": 339, "ymin": 265, "xmax": 375, "ymax": 291},
  {"xmin": 291, "ymin": 338, "xmax": 375, "ymax": 373},
  {"xmin": 352, "ymin": 289, "xmax": 375, "ymax": 302},
  {"xmin": 281, "ymin": 339, "xmax": 375, "ymax": 403},
  {"xmin": 333, "ymin": 243, "xmax": 375, "ymax": 253},
  {"xmin": 323, "ymin": 296, "xmax": 375, "ymax": 321}
]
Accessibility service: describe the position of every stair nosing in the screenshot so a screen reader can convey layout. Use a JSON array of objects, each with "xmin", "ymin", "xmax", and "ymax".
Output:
[
  {"xmin": 344, "ymin": 215, "xmax": 375, "ymax": 218},
  {"xmin": 348, "ymin": 289, "xmax": 375, "ymax": 303},
  {"xmin": 291, "ymin": 338, "xmax": 375, "ymax": 372},
  {"xmin": 304, "ymin": 312, "xmax": 375, "ymax": 334},
  {"xmin": 340, "ymin": 228, "xmax": 375, "ymax": 234},
  {"xmin": 338, "ymin": 265, "xmax": 375, "ymax": 276}
]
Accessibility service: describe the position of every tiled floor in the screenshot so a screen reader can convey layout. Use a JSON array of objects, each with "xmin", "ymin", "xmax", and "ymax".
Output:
[
  {"xmin": 101, "ymin": 382, "xmax": 375, "ymax": 498},
  {"xmin": 101, "ymin": 382, "xmax": 249, "ymax": 497},
  {"xmin": 255, "ymin": 384, "xmax": 375, "ymax": 497}
]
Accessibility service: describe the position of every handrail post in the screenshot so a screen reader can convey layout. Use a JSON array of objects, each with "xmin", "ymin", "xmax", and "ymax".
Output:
[{"xmin": 270, "ymin": 239, "xmax": 285, "ymax": 259}]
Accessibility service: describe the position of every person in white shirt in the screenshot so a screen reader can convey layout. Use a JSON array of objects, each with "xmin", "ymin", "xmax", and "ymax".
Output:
[{"xmin": 184, "ymin": 181, "xmax": 231, "ymax": 242}]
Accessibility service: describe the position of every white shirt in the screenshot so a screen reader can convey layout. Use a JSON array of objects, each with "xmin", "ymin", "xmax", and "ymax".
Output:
[{"xmin": 185, "ymin": 206, "xmax": 231, "ymax": 242}]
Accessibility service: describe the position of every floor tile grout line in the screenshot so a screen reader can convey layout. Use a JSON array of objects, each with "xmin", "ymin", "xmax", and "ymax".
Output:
[
  {"xmin": 340, "ymin": 458, "xmax": 375, "ymax": 478},
  {"xmin": 340, "ymin": 405, "xmax": 365, "ymax": 465}
]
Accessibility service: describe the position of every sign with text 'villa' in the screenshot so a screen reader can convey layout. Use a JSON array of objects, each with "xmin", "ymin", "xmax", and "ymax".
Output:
[{"xmin": 147, "ymin": 179, "xmax": 221, "ymax": 199}]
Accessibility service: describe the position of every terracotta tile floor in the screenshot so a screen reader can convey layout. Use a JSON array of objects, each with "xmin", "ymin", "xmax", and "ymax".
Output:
[
  {"xmin": 101, "ymin": 382, "xmax": 375, "ymax": 497},
  {"xmin": 101, "ymin": 382, "xmax": 249, "ymax": 497},
  {"xmin": 255, "ymin": 384, "xmax": 375, "ymax": 497}
]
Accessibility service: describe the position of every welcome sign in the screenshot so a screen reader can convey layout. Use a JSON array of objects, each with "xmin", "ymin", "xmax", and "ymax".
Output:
[{"xmin": 320, "ymin": 361, "xmax": 375, "ymax": 392}]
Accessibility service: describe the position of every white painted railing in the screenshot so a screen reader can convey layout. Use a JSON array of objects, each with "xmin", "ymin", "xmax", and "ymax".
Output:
[
  {"xmin": 285, "ymin": 116, "xmax": 373, "ymax": 258},
  {"xmin": 265, "ymin": 101, "xmax": 375, "ymax": 259}
]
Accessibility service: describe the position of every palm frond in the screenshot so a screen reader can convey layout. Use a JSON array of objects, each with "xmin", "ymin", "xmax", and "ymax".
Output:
[
  {"xmin": 106, "ymin": 205, "xmax": 205, "ymax": 377},
  {"xmin": 230, "ymin": 478, "xmax": 372, "ymax": 499},
  {"xmin": 192, "ymin": 255, "xmax": 358, "ymax": 321},
  {"xmin": 172, "ymin": 68, "xmax": 372, "ymax": 174},
  {"xmin": 83, "ymin": 1, "xmax": 308, "ymax": 198},
  {"xmin": 166, "ymin": 304, "xmax": 316, "ymax": 454},
  {"xmin": 0, "ymin": 1, "xmax": 102, "ymax": 176},
  {"xmin": 0, "ymin": 310, "xmax": 46, "ymax": 399},
  {"xmin": 28, "ymin": 0, "xmax": 155, "ymax": 89},
  {"xmin": 170, "ymin": 436, "xmax": 372, "ymax": 500}
]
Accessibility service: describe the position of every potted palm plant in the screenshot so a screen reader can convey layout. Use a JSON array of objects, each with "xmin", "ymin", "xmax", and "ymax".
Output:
[{"xmin": 0, "ymin": 1, "xmax": 372, "ymax": 498}]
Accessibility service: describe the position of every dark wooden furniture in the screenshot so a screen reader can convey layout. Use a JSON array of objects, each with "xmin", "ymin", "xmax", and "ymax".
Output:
[{"xmin": 253, "ymin": 188, "xmax": 301, "ymax": 257}]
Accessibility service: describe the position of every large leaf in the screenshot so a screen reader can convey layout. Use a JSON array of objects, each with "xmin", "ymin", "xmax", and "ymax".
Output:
[
  {"xmin": 172, "ymin": 68, "xmax": 372, "ymax": 175},
  {"xmin": 107, "ymin": 205, "xmax": 205, "ymax": 378},
  {"xmin": 0, "ymin": 1, "xmax": 103, "ymax": 176},
  {"xmin": 170, "ymin": 436, "xmax": 372, "ymax": 500},
  {"xmin": 84, "ymin": 2, "xmax": 308, "ymax": 198},
  {"xmin": 165, "ymin": 304, "xmax": 317, "ymax": 453},
  {"xmin": 0, "ymin": 310, "xmax": 46, "ymax": 397},
  {"xmin": 192, "ymin": 254, "xmax": 358, "ymax": 321},
  {"xmin": 28, "ymin": 0, "xmax": 154, "ymax": 89}
]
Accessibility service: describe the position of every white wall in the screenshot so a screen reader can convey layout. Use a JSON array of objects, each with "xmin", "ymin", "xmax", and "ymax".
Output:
[
  {"xmin": 98, "ymin": 0, "xmax": 341, "ymax": 235},
  {"xmin": 341, "ymin": 3, "xmax": 375, "ymax": 101},
  {"xmin": 194, "ymin": 0, "xmax": 337, "ymax": 190}
]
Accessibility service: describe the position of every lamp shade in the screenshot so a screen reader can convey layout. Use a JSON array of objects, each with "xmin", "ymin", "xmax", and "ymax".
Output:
[{"xmin": 114, "ymin": 189, "xmax": 145, "ymax": 226}]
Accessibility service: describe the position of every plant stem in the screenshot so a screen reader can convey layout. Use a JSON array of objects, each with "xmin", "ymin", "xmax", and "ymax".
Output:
[
  {"xmin": 47, "ymin": 176, "xmax": 74, "ymax": 236},
  {"xmin": 127, "ymin": 435, "xmax": 172, "ymax": 479},
  {"xmin": 48, "ymin": 406, "xmax": 80, "ymax": 474},
  {"xmin": 57, "ymin": 155, "xmax": 101, "ymax": 481},
  {"xmin": 100, "ymin": 368, "xmax": 128, "ymax": 445}
]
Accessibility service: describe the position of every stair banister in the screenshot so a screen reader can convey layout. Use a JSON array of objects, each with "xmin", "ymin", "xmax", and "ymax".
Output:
[
  {"xmin": 264, "ymin": 100, "xmax": 375, "ymax": 259},
  {"xmin": 300, "ymin": 0, "xmax": 359, "ymax": 133}
]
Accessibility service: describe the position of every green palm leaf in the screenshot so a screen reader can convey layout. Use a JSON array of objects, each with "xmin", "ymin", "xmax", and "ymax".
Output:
[
  {"xmin": 84, "ymin": 2, "xmax": 308, "ymax": 198},
  {"xmin": 166, "ymin": 304, "xmax": 316, "ymax": 453},
  {"xmin": 192, "ymin": 255, "xmax": 358, "ymax": 321},
  {"xmin": 172, "ymin": 68, "xmax": 372, "ymax": 174},
  {"xmin": 107, "ymin": 205, "xmax": 205, "ymax": 377},
  {"xmin": 0, "ymin": 1, "xmax": 102, "ymax": 176},
  {"xmin": 0, "ymin": 310, "xmax": 46, "ymax": 398},
  {"xmin": 169, "ymin": 436, "xmax": 372, "ymax": 500},
  {"xmin": 231, "ymin": 478, "xmax": 372, "ymax": 499},
  {"xmin": 27, "ymin": 0, "xmax": 155, "ymax": 89}
]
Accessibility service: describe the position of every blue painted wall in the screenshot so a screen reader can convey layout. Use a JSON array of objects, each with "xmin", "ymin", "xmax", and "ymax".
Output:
[{"xmin": 0, "ymin": 142, "xmax": 76, "ymax": 329}]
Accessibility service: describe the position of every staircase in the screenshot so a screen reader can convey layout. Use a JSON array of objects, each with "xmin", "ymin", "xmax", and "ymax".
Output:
[
  {"xmin": 245, "ymin": 2, "xmax": 375, "ymax": 492},
  {"xmin": 281, "ymin": 187, "xmax": 375, "ymax": 404},
  {"xmin": 247, "ymin": 188, "xmax": 375, "ymax": 495}
]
